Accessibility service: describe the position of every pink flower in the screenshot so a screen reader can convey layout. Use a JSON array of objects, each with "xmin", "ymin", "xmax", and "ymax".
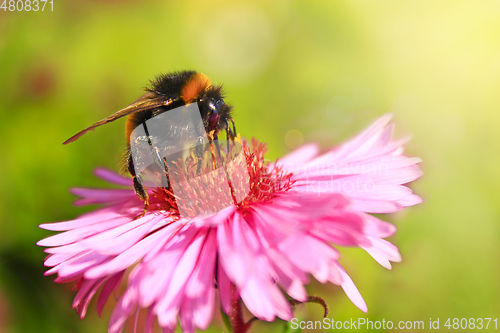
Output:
[{"xmin": 37, "ymin": 114, "xmax": 422, "ymax": 333}]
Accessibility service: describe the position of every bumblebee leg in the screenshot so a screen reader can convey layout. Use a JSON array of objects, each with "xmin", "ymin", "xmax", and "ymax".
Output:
[
  {"xmin": 162, "ymin": 157, "xmax": 171, "ymax": 189},
  {"xmin": 225, "ymin": 119, "xmax": 232, "ymax": 151},
  {"xmin": 230, "ymin": 118, "xmax": 237, "ymax": 139},
  {"xmin": 213, "ymin": 134, "xmax": 223, "ymax": 165},
  {"xmin": 127, "ymin": 150, "xmax": 149, "ymax": 218},
  {"xmin": 195, "ymin": 136, "xmax": 205, "ymax": 175},
  {"xmin": 133, "ymin": 176, "xmax": 149, "ymax": 217}
]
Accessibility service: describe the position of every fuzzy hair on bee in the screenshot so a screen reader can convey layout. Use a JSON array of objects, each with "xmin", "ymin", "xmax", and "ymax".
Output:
[{"xmin": 64, "ymin": 70, "xmax": 237, "ymax": 217}]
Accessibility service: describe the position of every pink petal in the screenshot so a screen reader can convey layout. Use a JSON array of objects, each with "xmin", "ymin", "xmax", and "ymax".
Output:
[
  {"xmin": 79, "ymin": 214, "xmax": 165, "ymax": 255},
  {"xmin": 331, "ymin": 114, "xmax": 393, "ymax": 160},
  {"xmin": 73, "ymin": 278, "xmax": 103, "ymax": 318},
  {"xmin": 361, "ymin": 237, "xmax": 401, "ymax": 269},
  {"xmin": 71, "ymin": 188, "xmax": 136, "ymax": 206},
  {"xmin": 45, "ymin": 243, "xmax": 86, "ymax": 255},
  {"xmin": 179, "ymin": 299, "xmax": 195, "ymax": 333},
  {"xmin": 310, "ymin": 211, "xmax": 365, "ymax": 246},
  {"xmin": 217, "ymin": 263, "xmax": 232, "ymax": 314},
  {"xmin": 97, "ymin": 271, "xmax": 125, "ymax": 316},
  {"xmin": 108, "ymin": 280, "xmax": 138, "ymax": 333},
  {"xmin": 272, "ymin": 143, "xmax": 320, "ymax": 170},
  {"xmin": 139, "ymin": 227, "xmax": 198, "ymax": 307},
  {"xmin": 259, "ymin": 247, "xmax": 308, "ymax": 302},
  {"xmin": 217, "ymin": 217, "xmax": 248, "ymax": 286},
  {"xmin": 160, "ymin": 231, "xmax": 206, "ymax": 305},
  {"xmin": 185, "ymin": 230, "xmax": 217, "ymax": 298},
  {"xmin": 85, "ymin": 221, "xmax": 179, "ymax": 279},
  {"xmin": 332, "ymin": 263, "xmax": 367, "ymax": 312},
  {"xmin": 192, "ymin": 284, "xmax": 215, "ymax": 329},
  {"xmin": 349, "ymin": 199, "xmax": 402, "ymax": 213},
  {"xmin": 239, "ymin": 276, "xmax": 276, "ymax": 321},
  {"xmin": 144, "ymin": 308, "xmax": 156, "ymax": 333},
  {"xmin": 37, "ymin": 215, "xmax": 133, "ymax": 247},
  {"xmin": 277, "ymin": 233, "xmax": 339, "ymax": 282},
  {"xmin": 47, "ymin": 251, "xmax": 109, "ymax": 279},
  {"xmin": 267, "ymin": 281, "xmax": 293, "ymax": 320},
  {"xmin": 94, "ymin": 168, "xmax": 133, "ymax": 186},
  {"xmin": 193, "ymin": 205, "xmax": 236, "ymax": 227},
  {"xmin": 361, "ymin": 213, "xmax": 396, "ymax": 238},
  {"xmin": 398, "ymin": 193, "xmax": 424, "ymax": 206}
]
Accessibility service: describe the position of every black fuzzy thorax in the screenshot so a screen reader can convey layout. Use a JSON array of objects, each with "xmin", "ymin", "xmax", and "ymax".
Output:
[{"xmin": 146, "ymin": 71, "xmax": 197, "ymax": 99}]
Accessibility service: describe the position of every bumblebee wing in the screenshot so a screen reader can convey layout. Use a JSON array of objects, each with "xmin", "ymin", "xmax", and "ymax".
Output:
[{"xmin": 63, "ymin": 94, "xmax": 175, "ymax": 144}]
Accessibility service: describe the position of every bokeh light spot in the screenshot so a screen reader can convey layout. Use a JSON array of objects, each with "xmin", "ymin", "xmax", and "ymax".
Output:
[{"xmin": 284, "ymin": 129, "xmax": 304, "ymax": 149}]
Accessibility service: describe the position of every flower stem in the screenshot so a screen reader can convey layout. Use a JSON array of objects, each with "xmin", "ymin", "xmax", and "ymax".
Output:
[{"xmin": 230, "ymin": 285, "xmax": 247, "ymax": 333}]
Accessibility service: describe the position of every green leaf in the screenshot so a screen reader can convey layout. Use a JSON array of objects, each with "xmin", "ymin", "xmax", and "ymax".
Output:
[
  {"xmin": 220, "ymin": 308, "xmax": 234, "ymax": 333},
  {"xmin": 283, "ymin": 318, "xmax": 303, "ymax": 333}
]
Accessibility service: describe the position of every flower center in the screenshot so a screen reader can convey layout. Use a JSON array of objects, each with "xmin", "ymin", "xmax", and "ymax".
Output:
[
  {"xmin": 151, "ymin": 139, "xmax": 294, "ymax": 216},
  {"xmin": 237, "ymin": 139, "xmax": 295, "ymax": 209}
]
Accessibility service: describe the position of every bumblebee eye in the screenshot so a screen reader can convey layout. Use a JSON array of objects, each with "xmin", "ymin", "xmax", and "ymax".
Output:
[
  {"xmin": 208, "ymin": 99, "xmax": 221, "ymax": 128},
  {"xmin": 215, "ymin": 99, "xmax": 225, "ymax": 108},
  {"xmin": 207, "ymin": 100, "xmax": 217, "ymax": 111},
  {"xmin": 207, "ymin": 99, "xmax": 224, "ymax": 111}
]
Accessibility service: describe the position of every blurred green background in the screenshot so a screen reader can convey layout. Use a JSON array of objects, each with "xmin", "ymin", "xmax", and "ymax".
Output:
[{"xmin": 1, "ymin": 0, "xmax": 499, "ymax": 332}]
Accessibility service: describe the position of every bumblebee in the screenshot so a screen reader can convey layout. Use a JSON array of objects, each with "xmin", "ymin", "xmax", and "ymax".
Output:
[{"xmin": 64, "ymin": 71, "xmax": 236, "ymax": 216}]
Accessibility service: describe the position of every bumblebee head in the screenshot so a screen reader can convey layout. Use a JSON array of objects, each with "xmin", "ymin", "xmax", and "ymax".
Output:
[
  {"xmin": 172, "ymin": 71, "xmax": 233, "ymax": 137},
  {"xmin": 197, "ymin": 86, "xmax": 233, "ymax": 136}
]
